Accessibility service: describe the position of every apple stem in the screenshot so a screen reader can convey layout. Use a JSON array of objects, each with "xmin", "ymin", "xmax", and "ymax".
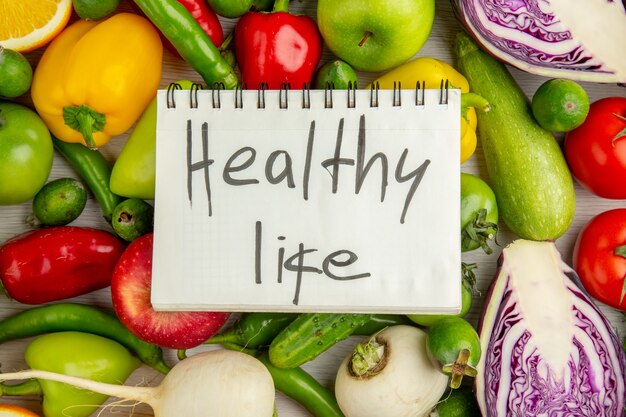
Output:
[
  {"xmin": 0, "ymin": 109, "xmax": 5, "ymax": 128},
  {"xmin": 359, "ymin": 32, "xmax": 372, "ymax": 47}
]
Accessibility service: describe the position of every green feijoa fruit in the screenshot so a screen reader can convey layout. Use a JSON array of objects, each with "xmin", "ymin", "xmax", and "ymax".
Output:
[
  {"xmin": 313, "ymin": 59, "xmax": 359, "ymax": 90},
  {"xmin": 72, "ymin": 0, "xmax": 121, "ymax": 20},
  {"xmin": 111, "ymin": 198, "xmax": 154, "ymax": 241},
  {"xmin": 207, "ymin": 0, "xmax": 253, "ymax": 18},
  {"xmin": 434, "ymin": 386, "xmax": 481, "ymax": 417},
  {"xmin": 531, "ymin": 78, "xmax": 590, "ymax": 133},
  {"xmin": 32, "ymin": 178, "xmax": 88, "ymax": 226},
  {"xmin": 0, "ymin": 47, "xmax": 33, "ymax": 98},
  {"xmin": 427, "ymin": 317, "xmax": 481, "ymax": 389}
]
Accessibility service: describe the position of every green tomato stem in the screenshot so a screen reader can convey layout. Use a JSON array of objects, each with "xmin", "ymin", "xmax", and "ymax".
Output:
[
  {"xmin": 63, "ymin": 105, "xmax": 106, "ymax": 150},
  {"xmin": 462, "ymin": 208, "xmax": 499, "ymax": 254}
]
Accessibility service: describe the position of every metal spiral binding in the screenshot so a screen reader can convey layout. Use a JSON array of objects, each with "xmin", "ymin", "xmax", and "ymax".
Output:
[
  {"xmin": 166, "ymin": 82, "xmax": 182, "ymax": 108},
  {"xmin": 166, "ymin": 79, "xmax": 451, "ymax": 110},
  {"xmin": 190, "ymin": 83, "xmax": 203, "ymax": 109},
  {"xmin": 439, "ymin": 79, "xmax": 449, "ymax": 105},
  {"xmin": 347, "ymin": 80, "xmax": 357, "ymax": 108},
  {"xmin": 279, "ymin": 83, "xmax": 290, "ymax": 109},
  {"xmin": 302, "ymin": 83, "xmax": 311, "ymax": 109},
  {"xmin": 393, "ymin": 81, "xmax": 402, "ymax": 107},
  {"xmin": 324, "ymin": 82, "xmax": 334, "ymax": 108},
  {"xmin": 212, "ymin": 82, "xmax": 224, "ymax": 108},
  {"xmin": 370, "ymin": 82, "xmax": 379, "ymax": 107},
  {"xmin": 415, "ymin": 81, "xmax": 425, "ymax": 106},
  {"xmin": 235, "ymin": 83, "xmax": 246, "ymax": 109},
  {"xmin": 257, "ymin": 82, "xmax": 268, "ymax": 109}
]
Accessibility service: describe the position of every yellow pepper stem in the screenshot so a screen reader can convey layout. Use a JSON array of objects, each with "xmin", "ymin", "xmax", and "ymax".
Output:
[
  {"xmin": 63, "ymin": 105, "xmax": 106, "ymax": 149},
  {"xmin": 461, "ymin": 92, "xmax": 490, "ymax": 119}
]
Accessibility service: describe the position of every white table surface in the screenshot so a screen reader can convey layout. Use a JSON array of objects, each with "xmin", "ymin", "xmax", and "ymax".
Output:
[{"xmin": 1, "ymin": 1, "xmax": 625, "ymax": 416}]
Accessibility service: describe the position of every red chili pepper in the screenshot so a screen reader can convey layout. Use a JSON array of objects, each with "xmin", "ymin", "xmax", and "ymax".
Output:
[
  {"xmin": 234, "ymin": 0, "xmax": 322, "ymax": 89},
  {"xmin": 0, "ymin": 226, "xmax": 125, "ymax": 304},
  {"xmin": 131, "ymin": 0, "xmax": 224, "ymax": 59}
]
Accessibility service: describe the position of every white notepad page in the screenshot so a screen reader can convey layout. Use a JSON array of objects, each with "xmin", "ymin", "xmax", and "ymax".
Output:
[{"xmin": 151, "ymin": 87, "xmax": 461, "ymax": 313}]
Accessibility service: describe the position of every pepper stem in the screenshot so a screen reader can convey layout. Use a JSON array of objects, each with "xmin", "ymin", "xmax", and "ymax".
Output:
[
  {"xmin": 0, "ymin": 379, "xmax": 43, "ymax": 397},
  {"xmin": 461, "ymin": 92, "xmax": 490, "ymax": 119},
  {"xmin": 272, "ymin": 0, "xmax": 290, "ymax": 13},
  {"xmin": 441, "ymin": 348, "xmax": 477, "ymax": 389},
  {"xmin": 63, "ymin": 105, "xmax": 106, "ymax": 149}
]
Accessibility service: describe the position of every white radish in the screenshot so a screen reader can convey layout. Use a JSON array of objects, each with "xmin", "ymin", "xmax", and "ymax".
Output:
[
  {"xmin": 335, "ymin": 325, "xmax": 448, "ymax": 417},
  {"xmin": 0, "ymin": 349, "xmax": 275, "ymax": 417}
]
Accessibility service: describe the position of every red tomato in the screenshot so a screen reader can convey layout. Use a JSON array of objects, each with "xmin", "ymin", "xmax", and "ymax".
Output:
[
  {"xmin": 564, "ymin": 97, "xmax": 626, "ymax": 199},
  {"xmin": 573, "ymin": 208, "xmax": 626, "ymax": 311}
]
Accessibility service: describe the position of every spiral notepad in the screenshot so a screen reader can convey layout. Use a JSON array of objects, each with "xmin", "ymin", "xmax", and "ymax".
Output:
[{"xmin": 151, "ymin": 83, "xmax": 461, "ymax": 313}]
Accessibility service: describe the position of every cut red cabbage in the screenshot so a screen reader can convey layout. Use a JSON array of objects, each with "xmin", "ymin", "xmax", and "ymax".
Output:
[
  {"xmin": 455, "ymin": 0, "xmax": 626, "ymax": 83},
  {"xmin": 477, "ymin": 240, "xmax": 626, "ymax": 416}
]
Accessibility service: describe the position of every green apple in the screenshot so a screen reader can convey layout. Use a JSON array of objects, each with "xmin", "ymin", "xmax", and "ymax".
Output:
[{"xmin": 317, "ymin": 0, "xmax": 435, "ymax": 72}]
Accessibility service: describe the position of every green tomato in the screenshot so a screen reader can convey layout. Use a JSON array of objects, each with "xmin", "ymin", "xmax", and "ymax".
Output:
[
  {"xmin": 461, "ymin": 172, "xmax": 498, "ymax": 253},
  {"xmin": 0, "ymin": 102, "xmax": 53, "ymax": 205}
]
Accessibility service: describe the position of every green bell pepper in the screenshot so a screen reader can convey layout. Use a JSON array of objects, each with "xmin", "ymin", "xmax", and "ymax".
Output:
[
  {"xmin": 110, "ymin": 80, "xmax": 195, "ymax": 200},
  {"xmin": 1, "ymin": 331, "xmax": 140, "ymax": 417}
]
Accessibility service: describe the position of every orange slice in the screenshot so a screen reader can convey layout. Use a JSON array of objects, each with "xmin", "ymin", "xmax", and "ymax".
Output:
[{"xmin": 0, "ymin": 0, "xmax": 73, "ymax": 52}]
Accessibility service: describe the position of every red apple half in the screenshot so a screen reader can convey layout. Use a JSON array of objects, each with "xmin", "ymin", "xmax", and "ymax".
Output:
[{"xmin": 111, "ymin": 233, "xmax": 230, "ymax": 349}]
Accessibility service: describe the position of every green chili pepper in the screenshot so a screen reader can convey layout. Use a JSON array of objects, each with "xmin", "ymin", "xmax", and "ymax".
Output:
[
  {"xmin": 203, "ymin": 312, "xmax": 299, "ymax": 349},
  {"xmin": 0, "ymin": 303, "xmax": 170, "ymax": 374},
  {"xmin": 257, "ymin": 351, "xmax": 345, "ymax": 417},
  {"xmin": 22, "ymin": 332, "xmax": 140, "ymax": 417},
  {"xmin": 133, "ymin": 0, "xmax": 238, "ymax": 89},
  {"xmin": 53, "ymin": 135, "xmax": 123, "ymax": 222}
]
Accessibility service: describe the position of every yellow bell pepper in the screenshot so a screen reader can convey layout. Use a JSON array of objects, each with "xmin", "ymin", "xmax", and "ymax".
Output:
[
  {"xmin": 31, "ymin": 13, "xmax": 163, "ymax": 149},
  {"xmin": 371, "ymin": 57, "xmax": 486, "ymax": 163}
]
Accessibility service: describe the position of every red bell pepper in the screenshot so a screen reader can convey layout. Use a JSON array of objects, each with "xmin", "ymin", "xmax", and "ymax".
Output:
[
  {"xmin": 132, "ymin": 0, "xmax": 224, "ymax": 59},
  {"xmin": 0, "ymin": 226, "xmax": 125, "ymax": 304},
  {"xmin": 234, "ymin": 0, "xmax": 322, "ymax": 89}
]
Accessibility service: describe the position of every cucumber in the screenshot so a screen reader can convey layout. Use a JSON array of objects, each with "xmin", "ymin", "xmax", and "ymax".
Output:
[
  {"xmin": 269, "ymin": 313, "xmax": 371, "ymax": 368},
  {"xmin": 454, "ymin": 32, "xmax": 575, "ymax": 241}
]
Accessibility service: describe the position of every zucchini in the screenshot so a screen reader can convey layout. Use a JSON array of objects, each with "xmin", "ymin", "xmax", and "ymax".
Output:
[
  {"xmin": 454, "ymin": 32, "xmax": 575, "ymax": 241},
  {"xmin": 269, "ymin": 313, "xmax": 371, "ymax": 368}
]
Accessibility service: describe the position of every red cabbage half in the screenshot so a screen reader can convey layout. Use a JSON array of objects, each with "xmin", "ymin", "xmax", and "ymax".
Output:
[
  {"xmin": 455, "ymin": 0, "xmax": 626, "ymax": 83},
  {"xmin": 477, "ymin": 240, "xmax": 626, "ymax": 416}
]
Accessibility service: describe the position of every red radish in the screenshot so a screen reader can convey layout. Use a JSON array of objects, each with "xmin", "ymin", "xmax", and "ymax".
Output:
[{"xmin": 111, "ymin": 233, "xmax": 229, "ymax": 349}]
